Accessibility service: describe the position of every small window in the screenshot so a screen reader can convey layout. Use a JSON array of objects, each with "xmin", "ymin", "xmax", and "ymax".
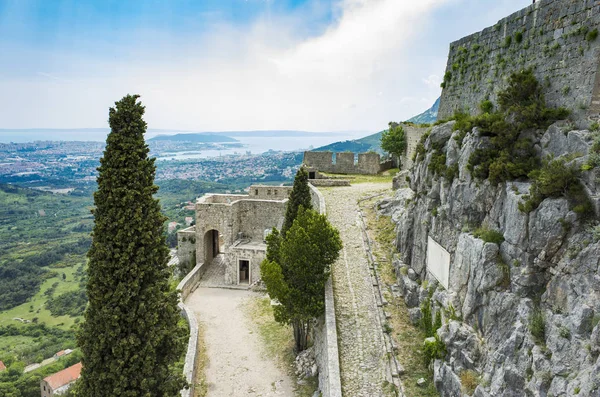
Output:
[
  {"xmin": 255, "ymin": 189, "xmax": 259, "ymax": 195},
  {"xmin": 274, "ymin": 189, "xmax": 278, "ymax": 195},
  {"xmin": 267, "ymin": 189, "xmax": 271, "ymax": 195}
]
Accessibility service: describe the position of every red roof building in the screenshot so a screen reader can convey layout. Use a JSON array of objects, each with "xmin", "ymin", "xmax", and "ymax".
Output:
[
  {"xmin": 41, "ymin": 362, "xmax": 82, "ymax": 396},
  {"xmin": 0, "ymin": 361, "xmax": 6, "ymax": 372}
]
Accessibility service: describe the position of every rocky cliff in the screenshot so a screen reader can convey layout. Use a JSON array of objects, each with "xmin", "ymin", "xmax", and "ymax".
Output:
[{"xmin": 382, "ymin": 121, "xmax": 600, "ymax": 396}]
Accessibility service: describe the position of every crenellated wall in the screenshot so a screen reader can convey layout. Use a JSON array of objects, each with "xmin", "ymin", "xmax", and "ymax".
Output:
[
  {"xmin": 438, "ymin": 0, "xmax": 600, "ymax": 121},
  {"xmin": 303, "ymin": 151, "xmax": 387, "ymax": 175}
]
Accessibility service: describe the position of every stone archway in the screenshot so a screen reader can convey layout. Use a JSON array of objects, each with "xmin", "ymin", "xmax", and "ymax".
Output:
[{"xmin": 203, "ymin": 229, "xmax": 223, "ymax": 265}]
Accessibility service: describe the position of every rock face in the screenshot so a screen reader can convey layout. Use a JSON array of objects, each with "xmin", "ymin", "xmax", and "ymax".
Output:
[{"xmin": 385, "ymin": 122, "xmax": 600, "ymax": 397}]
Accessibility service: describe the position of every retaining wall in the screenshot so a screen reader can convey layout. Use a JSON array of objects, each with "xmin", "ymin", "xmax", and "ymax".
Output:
[
  {"xmin": 438, "ymin": 0, "xmax": 600, "ymax": 121},
  {"xmin": 177, "ymin": 263, "xmax": 205, "ymax": 397},
  {"xmin": 309, "ymin": 184, "xmax": 343, "ymax": 397}
]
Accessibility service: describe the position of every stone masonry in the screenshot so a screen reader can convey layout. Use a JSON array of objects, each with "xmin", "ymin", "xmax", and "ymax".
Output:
[
  {"xmin": 400, "ymin": 123, "xmax": 429, "ymax": 171},
  {"xmin": 176, "ymin": 185, "xmax": 292, "ymax": 286},
  {"xmin": 438, "ymin": 0, "xmax": 600, "ymax": 122},
  {"xmin": 304, "ymin": 151, "xmax": 387, "ymax": 175}
]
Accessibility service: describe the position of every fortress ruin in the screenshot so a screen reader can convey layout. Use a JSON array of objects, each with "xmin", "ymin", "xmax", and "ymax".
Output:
[
  {"xmin": 438, "ymin": 0, "xmax": 600, "ymax": 121},
  {"xmin": 177, "ymin": 185, "xmax": 292, "ymax": 286},
  {"xmin": 303, "ymin": 151, "xmax": 388, "ymax": 175}
]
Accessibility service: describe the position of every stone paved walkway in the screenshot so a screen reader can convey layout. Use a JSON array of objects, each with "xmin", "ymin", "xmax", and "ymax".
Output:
[
  {"xmin": 321, "ymin": 183, "xmax": 390, "ymax": 397},
  {"xmin": 198, "ymin": 254, "xmax": 229, "ymax": 288}
]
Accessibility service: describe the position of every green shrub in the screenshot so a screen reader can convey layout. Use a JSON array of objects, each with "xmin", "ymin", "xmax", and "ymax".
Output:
[
  {"xmin": 504, "ymin": 36, "xmax": 512, "ymax": 47},
  {"xmin": 428, "ymin": 150, "xmax": 447, "ymax": 177},
  {"xmin": 519, "ymin": 157, "xmax": 589, "ymax": 214},
  {"xmin": 421, "ymin": 299, "xmax": 434, "ymax": 338},
  {"xmin": 515, "ymin": 31, "xmax": 523, "ymax": 44},
  {"xmin": 559, "ymin": 326, "xmax": 571, "ymax": 339},
  {"xmin": 529, "ymin": 308, "xmax": 546, "ymax": 344},
  {"xmin": 586, "ymin": 28, "xmax": 598, "ymax": 42},
  {"xmin": 423, "ymin": 335, "xmax": 447, "ymax": 367},
  {"xmin": 480, "ymin": 100, "xmax": 494, "ymax": 114},
  {"xmin": 473, "ymin": 227, "xmax": 505, "ymax": 244},
  {"xmin": 445, "ymin": 164, "xmax": 459, "ymax": 183}
]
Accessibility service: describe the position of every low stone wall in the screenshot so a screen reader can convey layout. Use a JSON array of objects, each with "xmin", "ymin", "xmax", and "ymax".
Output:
[
  {"xmin": 309, "ymin": 184, "xmax": 343, "ymax": 397},
  {"xmin": 309, "ymin": 179, "xmax": 351, "ymax": 187},
  {"xmin": 177, "ymin": 263, "xmax": 205, "ymax": 397}
]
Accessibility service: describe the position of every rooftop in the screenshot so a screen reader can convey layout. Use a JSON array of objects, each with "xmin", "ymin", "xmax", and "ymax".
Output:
[{"xmin": 43, "ymin": 362, "xmax": 82, "ymax": 390}]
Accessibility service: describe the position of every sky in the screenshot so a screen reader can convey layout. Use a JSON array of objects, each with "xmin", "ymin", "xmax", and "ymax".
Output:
[{"xmin": 0, "ymin": 0, "xmax": 532, "ymax": 135}]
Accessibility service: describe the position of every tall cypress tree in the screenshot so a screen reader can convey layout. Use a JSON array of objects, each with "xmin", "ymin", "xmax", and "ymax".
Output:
[
  {"xmin": 77, "ymin": 95, "xmax": 186, "ymax": 396},
  {"xmin": 281, "ymin": 167, "xmax": 312, "ymax": 235}
]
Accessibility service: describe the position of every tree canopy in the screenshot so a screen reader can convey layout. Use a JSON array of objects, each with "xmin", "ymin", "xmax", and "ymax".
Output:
[
  {"xmin": 76, "ymin": 95, "xmax": 187, "ymax": 396},
  {"xmin": 261, "ymin": 207, "xmax": 342, "ymax": 352},
  {"xmin": 281, "ymin": 167, "xmax": 312, "ymax": 236},
  {"xmin": 381, "ymin": 122, "xmax": 407, "ymax": 163}
]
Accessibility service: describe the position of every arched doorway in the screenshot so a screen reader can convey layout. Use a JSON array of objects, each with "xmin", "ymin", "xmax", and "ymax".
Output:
[{"xmin": 203, "ymin": 229, "xmax": 224, "ymax": 265}]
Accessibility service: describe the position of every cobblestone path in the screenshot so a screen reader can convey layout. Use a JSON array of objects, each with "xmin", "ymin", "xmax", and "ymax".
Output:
[{"xmin": 321, "ymin": 183, "xmax": 390, "ymax": 397}]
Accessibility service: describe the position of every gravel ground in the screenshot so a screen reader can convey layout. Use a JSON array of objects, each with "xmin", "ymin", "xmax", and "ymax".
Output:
[
  {"xmin": 321, "ymin": 183, "xmax": 390, "ymax": 397},
  {"xmin": 186, "ymin": 288, "xmax": 294, "ymax": 397}
]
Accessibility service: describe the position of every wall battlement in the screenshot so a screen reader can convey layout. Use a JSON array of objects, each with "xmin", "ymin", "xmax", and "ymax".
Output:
[
  {"xmin": 438, "ymin": 0, "xmax": 600, "ymax": 121},
  {"xmin": 303, "ymin": 151, "xmax": 385, "ymax": 175}
]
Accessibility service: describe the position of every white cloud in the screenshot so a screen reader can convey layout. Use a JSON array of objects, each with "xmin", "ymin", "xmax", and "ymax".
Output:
[{"xmin": 1, "ymin": 0, "xmax": 454, "ymax": 131}]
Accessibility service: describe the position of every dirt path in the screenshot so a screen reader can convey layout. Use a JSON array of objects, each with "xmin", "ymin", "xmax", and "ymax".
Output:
[
  {"xmin": 320, "ymin": 183, "xmax": 391, "ymax": 397},
  {"xmin": 186, "ymin": 288, "xmax": 294, "ymax": 397}
]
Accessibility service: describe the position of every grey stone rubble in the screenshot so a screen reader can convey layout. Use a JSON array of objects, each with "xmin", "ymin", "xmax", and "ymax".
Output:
[
  {"xmin": 295, "ymin": 347, "xmax": 318, "ymax": 380},
  {"xmin": 321, "ymin": 183, "xmax": 390, "ymax": 397},
  {"xmin": 383, "ymin": 120, "xmax": 600, "ymax": 396}
]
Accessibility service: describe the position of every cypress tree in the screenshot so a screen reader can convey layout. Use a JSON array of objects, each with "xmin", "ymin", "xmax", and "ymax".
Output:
[
  {"xmin": 77, "ymin": 95, "xmax": 186, "ymax": 396},
  {"xmin": 281, "ymin": 167, "xmax": 312, "ymax": 235}
]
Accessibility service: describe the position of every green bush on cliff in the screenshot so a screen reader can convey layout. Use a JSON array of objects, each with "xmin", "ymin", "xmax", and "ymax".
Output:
[
  {"xmin": 519, "ymin": 157, "xmax": 591, "ymax": 214},
  {"xmin": 453, "ymin": 69, "xmax": 569, "ymax": 184}
]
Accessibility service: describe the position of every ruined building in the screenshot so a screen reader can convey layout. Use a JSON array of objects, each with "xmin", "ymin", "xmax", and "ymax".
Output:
[{"xmin": 177, "ymin": 185, "xmax": 292, "ymax": 286}]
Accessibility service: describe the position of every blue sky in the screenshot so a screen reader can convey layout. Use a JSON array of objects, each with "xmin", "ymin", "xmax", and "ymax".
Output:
[{"xmin": 0, "ymin": 0, "xmax": 531, "ymax": 134}]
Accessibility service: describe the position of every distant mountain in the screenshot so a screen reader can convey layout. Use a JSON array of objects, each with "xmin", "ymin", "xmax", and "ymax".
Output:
[
  {"xmin": 149, "ymin": 133, "xmax": 238, "ymax": 143},
  {"xmin": 205, "ymin": 130, "xmax": 347, "ymax": 138},
  {"xmin": 406, "ymin": 97, "xmax": 440, "ymax": 124},
  {"xmin": 313, "ymin": 97, "xmax": 440, "ymax": 154}
]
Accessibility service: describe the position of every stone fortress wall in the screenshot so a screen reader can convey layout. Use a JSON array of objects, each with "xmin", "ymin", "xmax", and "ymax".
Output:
[
  {"xmin": 400, "ymin": 123, "xmax": 429, "ymax": 171},
  {"xmin": 176, "ymin": 227, "xmax": 196, "ymax": 274},
  {"xmin": 303, "ymin": 151, "xmax": 387, "ymax": 175},
  {"xmin": 438, "ymin": 0, "xmax": 600, "ymax": 121}
]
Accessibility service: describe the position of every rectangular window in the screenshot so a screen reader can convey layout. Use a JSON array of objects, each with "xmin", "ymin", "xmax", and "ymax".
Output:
[
  {"xmin": 255, "ymin": 189, "xmax": 259, "ymax": 195},
  {"xmin": 274, "ymin": 189, "xmax": 278, "ymax": 195},
  {"xmin": 267, "ymin": 189, "xmax": 271, "ymax": 195}
]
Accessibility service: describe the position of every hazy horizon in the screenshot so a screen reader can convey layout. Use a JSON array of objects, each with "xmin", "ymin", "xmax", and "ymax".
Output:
[{"xmin": 1, "ymin": 0, "xmax": 531, "ymax": 136}]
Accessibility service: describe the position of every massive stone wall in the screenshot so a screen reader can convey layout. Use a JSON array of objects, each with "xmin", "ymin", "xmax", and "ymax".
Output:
[
  {"xmin": 400, "ymin": 124, "xmax": 429, "ymax": 171},
  {"xmin": 177, "ymin": 226, "xmax": 197, "ymax": 274},
  {"xmin": 304, "ymin": 151, "xmax": 384, "ymax": 175},
  {"xmin": 438, "ymin": 0, "xmax": 600, "ymax": 121}
]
